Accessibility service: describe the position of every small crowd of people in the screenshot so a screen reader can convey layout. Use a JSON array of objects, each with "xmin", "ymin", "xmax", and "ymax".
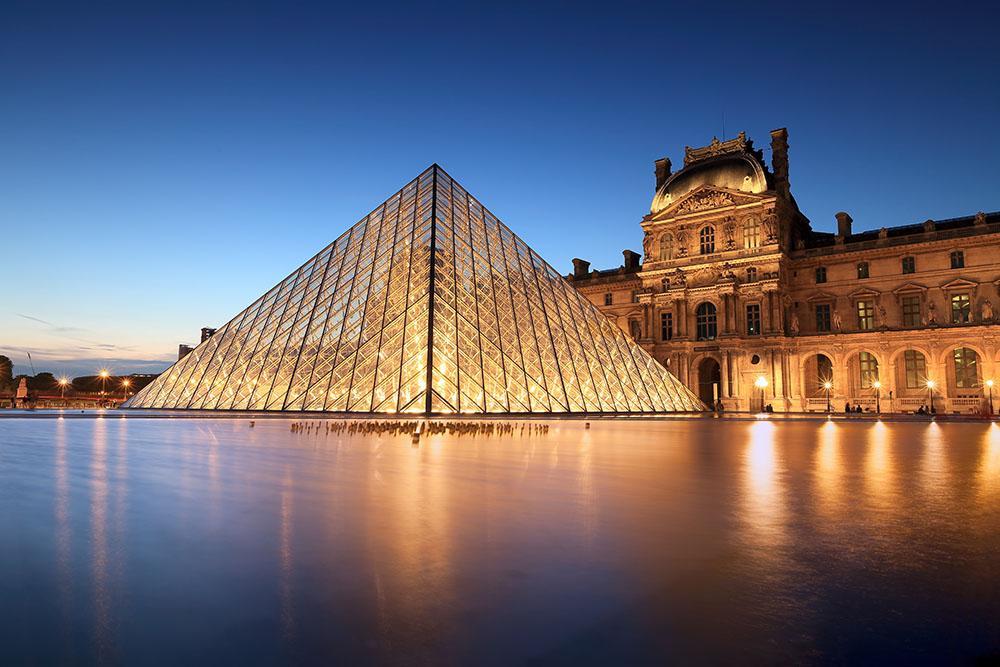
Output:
[
  {"xmin": 284, "ymin": 419, "xmax": 550, "ymax": 438},
  {"xmin": 915, "ymin": 405, "xmax": 936, "ymax": 415}
]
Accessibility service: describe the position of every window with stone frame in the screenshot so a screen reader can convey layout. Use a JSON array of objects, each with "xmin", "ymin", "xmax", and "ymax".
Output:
[
  {"xmin": 746, "ymin": 303, "xmax": 761, "ymax": 336},
  {"xmin": 745, "ymin": 267, "xmax": 757, "ymax": 282},
  {"xmin": 815, "ymin": 266, "xmax": 827, "ymax": 284},
  {"xmin": 858, "ymin": 351, "xmax": 879, "ymax": 389},
  {"xmin": 660, "ymin": 312, "xmax": 673, "ymax": 341},
  {"xmin": 695, "ymin": 302, "xmax": 717, "ymax": 340},
  {"xmin": 743, "ymin": 217, "xmax": 761, "ymax": 249},
  {"xmin": 856, "ymin": 300, "xmax": 875, "ymax": 330},
  {"xmin": 661, "ymin": 278, "xmax": 670, "ymax": 291},
  {"xmin": 857, "ymin": 262, "xmax": 870, "ymax": 279},
  {"xmin": 815, "ymin": 303, "xmax": 831, "ymax": 332},
  {"xmin": 953, "ymin": 347, "xmax": 979, "ymax": 388},
  {"xmin": 950, "ymin": 250, "xmax": 965, "ymax": 269},
  {"xmin": 902, "ymin": 256, "xmax": 916, "ymax": 274},
  {"xmin": 951, "ymin": 293, "xmax": 971, "ymax": 323},
  {"xmin": 901, "ymin": 295, "xmax": 921, "ymax": 327},
  {"xmin": 603, "ymin": 293, "xmax": 612, "ymax": 306},
  {"xmin": 699, "ymin": 226, "xmax": 715, "ymax": 255},
  {"xmin": 904, "ymin": 350, "xmax": 927, "ymax": 389}
]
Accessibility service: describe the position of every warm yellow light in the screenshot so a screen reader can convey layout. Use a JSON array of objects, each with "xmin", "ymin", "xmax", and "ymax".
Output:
[
  {"xmin": 926, "ymin": 379, "xmax": 936, "ymax": 390},
  {"xmin": 58, "ymin": 378, "xmax": 69, "ymax": 386},
  {"xmin": 754, "ymin": 375, "xmax": 768, "ymax": 389},
  {"xmin": 822, "ymin": 381, "xmax": 833, "ymax": 390},
  {"xmin": 872, "ymin": 380, "xmax": 881, "ymax": 390},
  {"xmin": 122, "ymin": 379, "xmax": 131, "ymax": 388},
  {"xmin": 99, "ymin": 369, "xmax": 109, "ymax": 378},
  {"xmin": 988, "ymin": 379, "xmax": 995, "ymax": 388}
]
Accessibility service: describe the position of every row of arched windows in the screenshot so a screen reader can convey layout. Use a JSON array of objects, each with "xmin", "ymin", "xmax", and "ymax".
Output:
[{"xmin": 810, "ymin": 348, "xmax": 983, "ymax": 393}]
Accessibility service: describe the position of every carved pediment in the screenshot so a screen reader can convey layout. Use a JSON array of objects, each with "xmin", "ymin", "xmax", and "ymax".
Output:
[
  {"xmin": 892, "ymin": 281, "xmax": 928, "ymax": 295},
  {"xmin": 940, "ymin": 277, "xmax": 978, "ymax": 291},
  {"xmin": 848, "ymin": 287, "xmax": 881, "ymax": 299},
  {"xmin": 806, "ymin": 290, "xmax": 838, "ymax": 302},
  {"xmin": 654, "ymin": 185, "xmax": 765, "ymax": 219}
]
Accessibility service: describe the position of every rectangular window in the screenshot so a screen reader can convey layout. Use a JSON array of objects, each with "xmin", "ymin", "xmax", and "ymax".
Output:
[
  {"xmin": 815, "ymin": 267, "xmax": 827, "ymax": 284},
  {"xmin": 902, "ymin": 295, "xmax": 921, "ymax": 327},
  {"xmin": 661, "ymin": 278, "xmax": 670, "ymax": 291},
  {"xmin": 904, "ymin": 350, "xmax": 926, "ymax": 389},
  {"xmin": 954, "ymin": 347, "xmax": 979, "ymax": 388},
  {"xmin": 604, "ymin": 293, "xmax": 612, "ymax": 306},
  {"xmin": 632, "ymin": 290, "xmax": 639, "ymax": 303},
  {"xmin": 902, "ymin": 256, "xmax": 915, "ymax": 274},
  {"xmin": 951, "ymin": 294, "xmax": 971, "ymax": 323},
  {"xmin": 857, "ymin": 300, "xmax": 874, "ymax": 330},
  {"xmin": 746, "ymin": 304, "xmax": 761, "ymax": 336},
  {"xmin": 857, "ymin": 262, "xmax": 870, "ymax": 279},
  {"xmin": 660, "ymin": 312, "xmax": 673, "ymax": 341},
  {"xmin": 745, "ymin": 267, "xmax": 757, "ymax": 282},
  {"xmin": 951, "ymin": 250, "xmax": 965, "ymax": 269},
  {"xmin": 859, "ymin": 351, "xmax": 879, "ymax": 389},
  {"xmin": 743, "ymin": 218, "xmax": 761, "ymax": 249},
  {"xmin": 815, "ymin": 303, "xmax": 831, "ymax": 332}
]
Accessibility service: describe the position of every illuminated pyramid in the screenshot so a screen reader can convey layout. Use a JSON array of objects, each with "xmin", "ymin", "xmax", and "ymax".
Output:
[{"xmin": 126, "ymin": 166, "xmax": 702, "ymax": 414}]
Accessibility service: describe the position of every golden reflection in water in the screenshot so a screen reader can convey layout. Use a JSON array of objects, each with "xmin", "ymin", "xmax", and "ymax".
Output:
[
  {"xmin": 814, "ymin": 421, "xmax": 842, "ymax": 519},
  {"xmin": 577, "ymin": 425, "xmax": 598, "ymax": 548},
  {"xmin": 280, "ymin": 467, "xmax": 295, "ymax": 641},
  {"xmin": 920, "ymin": 422, "xmax": 947, "ymax": 509},
  {"xmin": 54, "ymin": 418, "xmax": 73, "ymax": 646},
  {"xmin": 978, "ymin": 424, "xmax": 1000, "ymax": 502},
  {"xmin": 91, "ymin": 418, "xmax": 112, "ymax": 661},
  {"xmin": 864, "ymin": 421, "xmax": 894, "ymax": 512},
  {"xmin": 742, "ymin": 420, "xmax": 786, "ymax": 550},
  {"xmin": 114, "ymin": 420, "xmax": 128, "ymax": 586}
]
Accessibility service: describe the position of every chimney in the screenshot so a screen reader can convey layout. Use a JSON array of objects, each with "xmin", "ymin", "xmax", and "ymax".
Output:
[
  {"xmin": 201, "ymin": 327, "xmax": 217, "ymax": 343},
  {"xmin": 654, "ymin": 157, "xmax": 672, "ymax": 191},
  {"xmin": 769, "ymin": 128, "xmax": 789, "ymax": 198},
  {"xmin": 623, "ymin": 249, "xmax": 641, "ymax": 271},
  {"xmin": 835, "ymin": 212, "xmax": 853, "ymax": 238},
  {"xmin": 178, "ymin": 344, "xmax": 194, "ymax": 361},
  {"xmin": 572, "ymin": 258, "xmax": 591, "ymax": 279}
]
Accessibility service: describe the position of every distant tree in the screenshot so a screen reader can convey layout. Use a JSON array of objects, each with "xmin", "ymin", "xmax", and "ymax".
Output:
[
  {"xmin": 28, "ymin": 372, "xmax": 57, "ymax": 391},
  {"xmin": 0, "ymin": 355, "xmax": 12, "ymax": 391}
]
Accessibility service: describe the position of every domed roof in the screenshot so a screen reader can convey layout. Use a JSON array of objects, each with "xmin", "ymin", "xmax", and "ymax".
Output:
[{"xmin": 650, "ymin": 136, "xmax": 771, "ymax": 214}]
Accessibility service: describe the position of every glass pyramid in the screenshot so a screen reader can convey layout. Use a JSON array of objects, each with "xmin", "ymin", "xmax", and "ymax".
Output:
[{"xmin": 126, "ymin": 165, "xmax": 702, "ymax": 414}]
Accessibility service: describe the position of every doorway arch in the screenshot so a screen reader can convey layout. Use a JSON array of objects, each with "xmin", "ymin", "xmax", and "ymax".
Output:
[{"xmin": 698, "ymin": 357, "xmax": 721, "ymax": 407}]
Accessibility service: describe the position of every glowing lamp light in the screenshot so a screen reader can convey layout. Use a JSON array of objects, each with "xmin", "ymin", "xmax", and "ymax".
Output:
[
  {"xmin": 988, "ymin": 379, "xmax": 995, "ymax": 388},
  {"xmin": 754, "ymin": 375, "xmax": 768, "ymax": 389},
  {"xmin": 58, "ymin": 378, "xmax": 69, "ymax": 387},
  {"xmin": 99, "ymin": 369, "xmax": 109, "ymax": 379},
  {"xmin": 822, "ymin": 381, "xmax": 833, "ymax": 390},
  {"xmin": 122, "ymin": 379, "xmax": 131, "ymax": 388},
  {"xmin": 872, "ymin": 380, "xmax": 881, "ymax": 390},
  {"xmin": 926, "ymin": 379, "xmax": 936, "ymax": 390}
]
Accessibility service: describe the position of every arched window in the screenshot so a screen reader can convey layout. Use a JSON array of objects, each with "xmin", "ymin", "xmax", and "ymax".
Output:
[
  {"xmin": 699, "ymin": 226, "xmax": 715, "ymax": 255},
  {"xmin": 695, "ymin": 302, "xmax": 717, "ymax": 340},
  {"xmin": 743, "ymin": 217, "xmax": 761, "ymax": 249},
  {"xmin": 817, "ymin": 354, "xmax": 833, "ymax": 387},
  {"xmin": 903, "ymin": 350, "xmax": 927, "ymax": 389},
  {"xmin": 858, "ymin": 351, "xmax": 879, "ymax": 389},
  {"xmin": 953, "ymin": 347, "xmax": 979, "ymax": 388},
  {"xmin": 659, "ymin": 234, "xmax": 672, "ymax": 260}
]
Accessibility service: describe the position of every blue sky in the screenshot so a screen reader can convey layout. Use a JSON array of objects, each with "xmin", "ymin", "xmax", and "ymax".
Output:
[{"xmin": 2, "ymin": 1, "xmax": 998, "ymax": 378}]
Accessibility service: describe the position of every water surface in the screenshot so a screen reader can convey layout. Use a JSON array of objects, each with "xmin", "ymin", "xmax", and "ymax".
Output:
[{"xmin": 2, "ymin": 416, "xmax": 999, "ymax": 663}]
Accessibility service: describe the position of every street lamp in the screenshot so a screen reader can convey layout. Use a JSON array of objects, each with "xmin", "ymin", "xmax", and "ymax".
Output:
[
  {"xmin": 99, "ymin": 369, "xmax": 110, "ymax": 395},
  {"xmin": 872, "ymin": 380, "xmax": 881, "ymax": 414},
  {"xmin": 58, "ymin": 377, "xmax": 69, "ymax": 399},
  {"xmin": 823, "ymin": 380, "xmax": 833, "ymax": 413},
  {"xmin": 755, "ymin": 375, "xmax": 768, "ymax": 413},
  {"xmin": 121, "ymin": 378, "xmax": 131, "ymax": 400},
  {"xmin": 987, "ymin": 379, "xmax": 994, "ymax": 416},
  {"xmin": 926, "ymin": 379, "xmax": 936, "ymax": 414}
]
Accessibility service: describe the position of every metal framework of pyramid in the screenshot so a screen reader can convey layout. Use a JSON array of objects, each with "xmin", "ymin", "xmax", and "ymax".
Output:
[{"xmin": 125, "ymin": 165, "xmax": 702, "ymax": 414}]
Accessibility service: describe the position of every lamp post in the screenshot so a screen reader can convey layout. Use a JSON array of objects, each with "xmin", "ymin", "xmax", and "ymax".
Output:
[
  {"xmin": 122, "ymin": 378, "xmax": 131, "ymax": 401},
  {"xmin": 58, "ymin": 377, "xmax": 69, "ymax": 399},
  {"xmin": 987, "ymin": 379, "xmax": 994, "ymax": 416},
  {"xmin": 823, "ymin": 380, "xmax": 833, "ymax": 413},
  {"xmin": 99, "ymin": 369, "xmax": 109, "ymax": 395},
  {"xmin": 755, "ymin": 375, "xmax": 768, "ymax": 413},
  {"xmin": 872, "ymin": 380, "xmax": 881, "ymax": 414},
  {"xmin": 926, "ymin": 379, "xmax": 936, "ymax": 414}
]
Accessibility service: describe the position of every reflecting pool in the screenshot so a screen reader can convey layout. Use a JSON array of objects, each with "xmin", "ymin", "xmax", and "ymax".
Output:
[{"xmin": 1, "ymin": 416, "xmax": 999, "ymax": 663}]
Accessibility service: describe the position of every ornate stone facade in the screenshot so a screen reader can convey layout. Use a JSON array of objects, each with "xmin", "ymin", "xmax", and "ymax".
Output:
[{"xmin": 568, "ymin": 128, "xmax": 1000, "ymax": 414}]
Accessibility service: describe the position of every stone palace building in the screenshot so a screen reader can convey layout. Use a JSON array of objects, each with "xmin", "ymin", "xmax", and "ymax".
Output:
[{"xmin": 568, "ymin": 129, "xmax": 1000, "ymax": 413}]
